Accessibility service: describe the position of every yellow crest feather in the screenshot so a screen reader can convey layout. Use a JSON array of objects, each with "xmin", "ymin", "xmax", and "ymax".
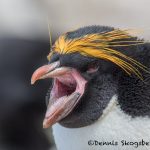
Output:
[{"xmin": 48, "ymin": 29, "xmax": 149, "ymax": 79}]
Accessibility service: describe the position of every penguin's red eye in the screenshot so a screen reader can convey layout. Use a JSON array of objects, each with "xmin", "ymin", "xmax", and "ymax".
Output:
[{"xmin": 86, "ymin": 62, "xmax": 99, "ymax": 74}]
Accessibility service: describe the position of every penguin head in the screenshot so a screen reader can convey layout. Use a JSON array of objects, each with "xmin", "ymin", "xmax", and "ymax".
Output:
[{"xmin": 31, "ymin": 26, "xmax": 149, "ymax": 128}]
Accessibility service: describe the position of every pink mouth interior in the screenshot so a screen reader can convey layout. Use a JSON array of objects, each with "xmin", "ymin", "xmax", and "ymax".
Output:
[
  {"xmin": 50, "ymin": 68, "xmax": 87, "ymax": 103},
  {"xmin": 44, "ymin": 68, "xmax": 87, "ymax": 127},
  {"xmin": 50, "ymin": 73, "xmax": 77, "ymax": 101}
]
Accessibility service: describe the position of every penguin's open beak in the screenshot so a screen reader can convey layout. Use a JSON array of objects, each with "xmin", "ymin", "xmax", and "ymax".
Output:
[{"xmin": 31, "ymin": 61, "xmax": 87, "ymax": 128}]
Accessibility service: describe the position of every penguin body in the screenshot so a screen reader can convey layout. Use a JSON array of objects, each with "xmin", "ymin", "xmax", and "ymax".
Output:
[{"xmin": 53, "ymin": 95, "xmax": 150, "ymax": 150}]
